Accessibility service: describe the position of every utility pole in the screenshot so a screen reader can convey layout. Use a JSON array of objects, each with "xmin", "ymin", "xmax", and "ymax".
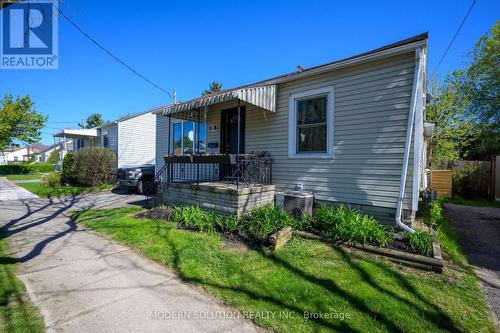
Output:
[{"xmin": 172, "ymin": 89, "xmax": 177, "ymax": 104}]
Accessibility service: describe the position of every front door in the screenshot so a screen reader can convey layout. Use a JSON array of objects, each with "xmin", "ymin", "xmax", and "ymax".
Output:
[{"xmin": 220, "ymin": 106, "xmax": 245, "ymax": 154}]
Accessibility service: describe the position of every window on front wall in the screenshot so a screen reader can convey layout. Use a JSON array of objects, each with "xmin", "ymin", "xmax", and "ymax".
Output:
[
  {"xmin": 172, "ymin": 121, "xmax": 206, "ymax": 155},
  {"xmin": 297, "ymin": 96, "xmax": 327, "ymax": 153},
  {"xmin": 288, "ymin": 86, "xmax": 334, "ymax": 158},
  {"xmin": 103, "ymin": 134, "xmax": 109, "ymax": 148}
]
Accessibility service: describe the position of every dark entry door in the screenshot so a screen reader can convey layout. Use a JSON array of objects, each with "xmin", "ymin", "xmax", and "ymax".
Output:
[{"xmin": 221, "ymin": 106, "xmax": 245, "ymax": 154}]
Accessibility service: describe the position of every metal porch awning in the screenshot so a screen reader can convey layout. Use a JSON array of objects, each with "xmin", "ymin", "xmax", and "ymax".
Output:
[
  {"xmin": 159, "ymin": 84, "xmax": 277, "ymax": 119},
  {"xmin": 53, "ymin": 128, "xmax": 99, "ymax": 139}
]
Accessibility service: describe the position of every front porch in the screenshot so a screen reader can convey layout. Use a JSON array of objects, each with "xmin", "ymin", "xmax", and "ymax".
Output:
[
  {"xmin": 158, "ymin": 182, "xmax": 275, "ymax": 217},
  {"xmin": 155, "ymin": 153, "xmax": 275, "ymax": 216},
  {"xmin": 153, "ymin": 84, "xmax": 278, "ymax": 216}
]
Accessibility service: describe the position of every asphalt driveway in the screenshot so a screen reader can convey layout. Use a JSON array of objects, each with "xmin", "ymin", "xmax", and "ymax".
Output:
[
  {"xmin": 0, "ymin": 191, "xmax": 256, "ymax": 332},
  {"xmin": 444, "ymin": 203, "xmax": 500, "ymax": 327}
]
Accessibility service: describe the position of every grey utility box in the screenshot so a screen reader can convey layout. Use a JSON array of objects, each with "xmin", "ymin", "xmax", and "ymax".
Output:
[{"xmin": 275, "ymin": 191, "xmax": 314, "ymax": 219}]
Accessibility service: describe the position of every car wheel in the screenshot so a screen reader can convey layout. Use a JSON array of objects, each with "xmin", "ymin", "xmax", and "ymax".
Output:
[{"xmin": 136, "ymin": 179, "xmax": 144, "ymax": 195}]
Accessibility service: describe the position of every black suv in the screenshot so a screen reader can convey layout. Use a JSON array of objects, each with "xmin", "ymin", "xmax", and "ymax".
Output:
[{"xmin": 117, "ymin": 164, "xmax": 155, "ymax": 194}]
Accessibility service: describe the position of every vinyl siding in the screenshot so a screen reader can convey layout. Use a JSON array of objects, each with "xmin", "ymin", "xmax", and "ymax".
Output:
[
  {"xmin": 100, "ymin": 123, "xmax": 118, "ymax": 156},
  {"xmin": 117, "ymin": 112, "xmax": 156, "ymax": 168},
  {"xmin": 203, "ymin": 53, "xmax": 418, "ymax": 211},
  {"xmin": 155, "ymin": 114, "xmax": 170, "ymax": 175}
]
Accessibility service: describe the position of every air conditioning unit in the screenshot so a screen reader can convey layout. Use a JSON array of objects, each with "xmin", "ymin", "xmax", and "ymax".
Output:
[{"xmin": 275, "ymin": 191, "xmax": 314, "ymax": 219}]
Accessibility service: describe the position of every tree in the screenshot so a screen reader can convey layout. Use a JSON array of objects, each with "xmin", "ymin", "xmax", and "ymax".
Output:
[
  {"xmin": 47, "ymin": 149, "xmax": 59, "ymax": 164},
  {"xmin": 201, "ymin": 81, "xmax": 222, "ymax": 96},
  {"xmin": 428, "ymin": 21, "xmax": 500, "ymax": 163},
  {"xmin": 78, "ymin": 113, "xmax": 104, "ymax": 129},
  {"xmin": 0, "ymin": 95, "xmax": 47, "ymax": 150}
]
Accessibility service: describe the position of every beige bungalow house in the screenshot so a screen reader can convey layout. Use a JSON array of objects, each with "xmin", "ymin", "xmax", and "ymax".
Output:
[{"xmin": 152, "ymin": 33, "xmax": 430, "ymax": 229}]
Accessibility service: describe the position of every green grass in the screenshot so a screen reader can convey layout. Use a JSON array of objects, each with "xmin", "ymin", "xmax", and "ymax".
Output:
[
  {"xmin": 18, "ymin": 182, "xmax": 114, "ymax": 198},
  {"xmin": 74, "ymin": 207, "xmax": 496, "ymax": 333},
  {"xmin": 4, "ymin": 173, "xmax": 44, "ymax": 181},
  {"xmin": 418, "ymin": 201, "xmax": 469, "ymax": 267},
  {"xmin": 0, "ymin": 232, "xmax": 45, "ymax": 333},
  {"xmin": 444, "ymin": 194, "xmax": 500, "ymax": 208}
]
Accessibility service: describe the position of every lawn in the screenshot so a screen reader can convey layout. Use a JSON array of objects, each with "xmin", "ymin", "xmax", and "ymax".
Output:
[
  {"xmin": 0, "ymin": 232, "xmax": 44, "ymax": 333},
  {"xmin": 444, "ymin": 194, "xmax": 500, "ymax": 209},
  {"xmin": 5, "ymin": 173, "xmax": 44, "ymax": 181},
  {"xmin": 74, "ymin": 207, "xmax": 496, "ymax": 333},
  {"xmin": 18, "ymin": 182, "xmax": 114, "ymax": 198}
]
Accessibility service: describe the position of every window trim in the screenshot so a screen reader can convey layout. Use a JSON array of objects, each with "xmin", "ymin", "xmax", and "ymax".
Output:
[{"xmin": 288, "ymin": 86, "xmax": 334, "ymax": 158}]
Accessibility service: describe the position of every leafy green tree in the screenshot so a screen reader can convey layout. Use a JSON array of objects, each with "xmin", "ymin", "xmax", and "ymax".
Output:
[
  {"xmin": 201, "ymin": 81, "xmax": 222, "ymax": 96},
  {"xmin": 47, "ymin": 149, "xmax": 59, "ymax": 164},
  {"xmin": 428, "ymin": 21, "xmax": 499, "ymax": 163},
  {"xmin": 78, "ymin": 113, "xmax": 104, "ymax": 129},
  {"xmin": 0, "ymin": 95, "xmax": 47, "ymax": 150}
]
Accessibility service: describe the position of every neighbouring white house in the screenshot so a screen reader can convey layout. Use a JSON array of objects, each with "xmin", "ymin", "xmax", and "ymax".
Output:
[
  {"xmin": 53, "ymin": 111, "xmax": 156, "ymax": 168},
  {"xmin": 3, "ymin": 146, "xmax": 37, "ymax": 163},
  {"xmin": 152, "ymin": 33, "xmax": 430, "ymax": 228},
  {"xmin": 34, "ymin": 141, "xmax": 73, "ymax": 163}
]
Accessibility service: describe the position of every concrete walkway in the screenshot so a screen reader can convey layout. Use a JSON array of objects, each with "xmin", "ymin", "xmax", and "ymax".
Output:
[
  {"xmin": 0, "ymin": 176, "xmax": 38, "ymax": 200},
  {"xmin": 0, "ymin": 192, "xmax": 256, "ymax": 333},
  {"xmin": 444, "ymin": 203, "xmax": 500, "ymax": 328}
]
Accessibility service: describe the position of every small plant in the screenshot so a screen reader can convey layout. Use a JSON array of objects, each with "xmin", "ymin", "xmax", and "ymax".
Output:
[
  {"xmin": 239, "ymin": 205, "xmax": 296, "ymax": 239},
  {"xmin": 429, "ymin": 201, "xmax": 444, "ymax": 226},
  {"xmin": 405, "ymin": 231, "xmax": 433, "ymax": 256},
  {"xmin": 42, "ymin": 172, "xmax": 61, "ymax": 187},
  {"xmin": 314, "ymin": 204, "xmax": 392, "ymax": 247},
  {"xmin": 173, "ymin": 205, "xmax": 216, "ymax": 232},
  {"xmin": 213, "ymin": 215, "xmax": 239, "ymax": 233}
]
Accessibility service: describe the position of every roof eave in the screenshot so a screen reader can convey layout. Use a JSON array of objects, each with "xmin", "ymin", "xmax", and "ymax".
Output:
[{"xmin": 268, "ymin": 39, "xmax": 427, "ymax": 85}]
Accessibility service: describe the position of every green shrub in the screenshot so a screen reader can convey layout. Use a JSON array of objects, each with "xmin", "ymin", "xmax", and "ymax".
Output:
[
  {"xmin": 74, "ymin": 147, "xmax": 117, "ymax": 186},
  {"xmin": 61, "ymin": 152, "xmax": 77, "ymax": 185},
  {"xmin": 429, "ymin": 201, "xmax": 444, "ymax": 225},
  {"xmin": 315, "ymin": 204, "xmax": 392, "ymax": 247},
  {"xmin": 0, "ymin": 163, "xmax": 54, "ymax": 175},
  {"xmin": 42, "ymin": 172, "xmax": 61, "ymax": 187},
  {"xmin": 31, "ymin": 163, "xmax": 56, "ymax": 173},
  {"xmin": 405, "ymin": 231, "xmax": 433, "ymax": 256},
  {"xmin": 312, "ymin": 203, "xmax": 342, "ymax": 231},
  {"xmin": 47, "ymin": 149, "xmax": 59, "ymax": 164},
  {"xmin": 213, "ymin": 215, "xmax": 239, "ymax": 233},
  {"xmin": 173, "ymin": 205, "xmax": 217, "ymax": 232},
  {"xmin": 239, "ymin": 205, "xmax": 296, "ymax": 239}
]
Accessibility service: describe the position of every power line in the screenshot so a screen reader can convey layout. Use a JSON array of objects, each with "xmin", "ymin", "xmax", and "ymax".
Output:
[
  {"xmin": 49, "ymin": 2, "xmax": 174, "ymax": 99},
  {"xmin": 431, "ymin": 0, "xmax": 477, "ymax": 78}
]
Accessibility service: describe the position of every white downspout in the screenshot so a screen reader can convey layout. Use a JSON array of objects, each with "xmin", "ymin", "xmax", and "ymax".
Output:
[{"xmin": 395, "ymin": 48, "xmax": 424, "ymax": 233}]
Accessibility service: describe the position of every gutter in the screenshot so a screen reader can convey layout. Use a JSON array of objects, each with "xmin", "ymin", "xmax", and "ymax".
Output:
[{"xmin": 395, "ymin": 47, "xmax": 424, "ymax": 233}]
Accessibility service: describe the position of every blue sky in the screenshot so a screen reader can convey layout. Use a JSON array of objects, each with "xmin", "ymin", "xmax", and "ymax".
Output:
[{"xmin": 1, "ymin": 0, "xmax": 498, "ymax": 144}]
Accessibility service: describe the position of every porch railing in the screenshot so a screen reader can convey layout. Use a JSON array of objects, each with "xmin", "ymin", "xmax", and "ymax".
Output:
[{"xmin": 154, "ymin": 152, "xmax": 272, "ymax": 191}]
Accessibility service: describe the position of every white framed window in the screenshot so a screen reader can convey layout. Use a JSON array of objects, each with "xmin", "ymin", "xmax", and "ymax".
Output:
[
  {"xmin": 171, "ymin": 120, "xmax": 206, "ymax": 155},
  {"xmin": 288, "ymin": 86, "xmax": 334, "ymax": 158}
]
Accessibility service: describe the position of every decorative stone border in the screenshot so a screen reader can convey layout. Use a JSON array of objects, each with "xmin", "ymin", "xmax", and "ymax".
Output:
[{"xmin": 293, "ymin": 230, "xmax": 444, "ymax": 273}]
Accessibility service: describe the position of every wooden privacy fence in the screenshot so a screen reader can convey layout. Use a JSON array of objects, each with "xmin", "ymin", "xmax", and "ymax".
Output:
[
  {"xmin": 452, "ymin": 160, "xmax": 494, "ymax": 198},
  {"xmin": 430, "ymin": 170, "xmax": 452, "ymax": 198},
  {"xmin": 430, "ymin": 159, "xmax": 495, "ymax": 199}
]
